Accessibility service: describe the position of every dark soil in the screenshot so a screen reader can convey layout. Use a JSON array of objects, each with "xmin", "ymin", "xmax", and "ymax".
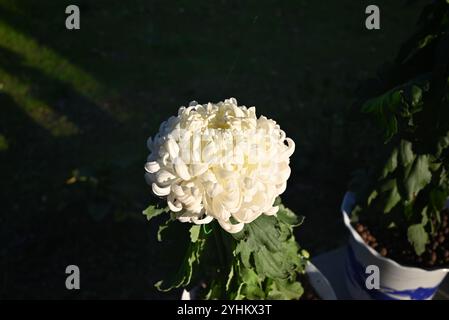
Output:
[
  {"xmin": 353, "ymin": 209, "xmax": 449, "ymax": 269},
  {"xmin": 300, "ymin": 274, "xmax": 321, "ymax": 300}
]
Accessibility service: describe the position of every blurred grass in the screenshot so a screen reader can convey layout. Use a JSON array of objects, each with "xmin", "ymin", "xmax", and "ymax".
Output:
[{"xmin": 0, "ymin": 0, "xmax": 426, "ymax": 298}]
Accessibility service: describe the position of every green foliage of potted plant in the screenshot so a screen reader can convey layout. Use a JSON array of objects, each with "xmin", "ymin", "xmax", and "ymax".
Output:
[{"xmin": 344, "ymin": 0, "xmax": 449, "ymax": 300}]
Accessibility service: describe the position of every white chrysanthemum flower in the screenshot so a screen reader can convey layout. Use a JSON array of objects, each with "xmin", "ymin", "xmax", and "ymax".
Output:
[{"xmin": 145, "ymin": 98, "xmax": 295, "ymax": 233}]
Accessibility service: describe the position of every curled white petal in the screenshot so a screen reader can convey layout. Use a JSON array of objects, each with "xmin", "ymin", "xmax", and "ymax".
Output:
[
  {"xmin": 166, "ymin": 138, "xmax": 180, "ymax": 159},
  {"xmin": 167, "ymin": 194, "xmax": 183, "ymax": 212},
  {"xmin": 155, "ymin": 170, "xmax": 176, "ymax": 186},
  {"xmin": 152, "ymin": 183, "xmax": 171, "ymax": 196},
  {"xmin": 192, "ymin": 215, "xmax": 214, "ymax": 225},
  {"xmin": 174, "ymin": 157, "xmax": 191, "ymax": 181},
  {"xmin": 145, "ymin": 161, "xmax": 160, "ymax": 173},
  {"xmin": 284, "ymin": 138, "xmax": 295, "ymax": 158},
  {"xmin": 217, "ymin": 218, "xmax": 244, "ymax": 233}
]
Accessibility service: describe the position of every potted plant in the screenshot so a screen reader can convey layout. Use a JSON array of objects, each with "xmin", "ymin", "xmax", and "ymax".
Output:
[
  {"xmin": 343, "ymin": 0, "xmax": 449, "ymax": 300},
  {"xmin": 143, "ymin": 98, "xmax": 336, "ymax": 300}
]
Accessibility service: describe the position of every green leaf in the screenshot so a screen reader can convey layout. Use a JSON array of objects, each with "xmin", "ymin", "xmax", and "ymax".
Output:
[
  {"xmin": 239, "ymin": 265, "xmax": 265, "ymax": 299},
  {"xmin": 407, "ymin": 223, "xmax": 429, "ymax": 256},
  {"xmin": 254, "ymin": 246, "xmax": 289, "ymax": 279},
  {"xmin": 157, "ymin": 215, "xmax": 176, "ymax": 242},
  {"xmin": 430, "ymin": 189, "xmax": 447, "ymax": 214},
  {"xmin": 436, "ymin": 130, "xmax": 449, "ymax": 157},
  {"xmin": 383, "ymin": 181, "xmax": 401, "ymax": 213},
  {"xmin": 236, "ymin": 214, "xmax": 304, "ymax": 281},
  {"xmin": 231, "ymin": 203, "xmax": 307, "ymax": 299},
  {"xmin": 204, "ymin": 278, "xmax": 225, "ymax": 300},
  {"xmin": 142, "ymin": 204, "xmax": 168, "ymax": 222},
  {"xmin": 276, "ymin": 204, "xmax": 304, "ymax": 227},
  {"xmin": 367, "ymin": 190, "xmax": 378, "ymax": 206},
  {"xmin": 189, "ymin": 225, "xmax": 201, "ymax": 243},
  {"xmin": 301, "ymin": 249, "xmax": 310, "ymax": 259},
  {"xmin": 379, "ymin": 179, "xmax": 401, "ymax": 213},
  {"xmin": 235, "ymin": 241, "xmax": 251, "ymax": 269},
  {"xmin": 403, "ymin": 201, "xmax": 415, "ymax": 221},
  {"xmin": 382, "ymin": 148, "xmax": 398, "ymax": 178},
  {"xmin": 244, "ymin": 215, "xmax": 283, "ymax": 253},
  {"xmin": 155, "ymin": 200, "xmax": 307, "ymax": 299},
  {"xmin": 420, "ymin": 206, "xmax": 429, "ymax": 226},
  {"xmin": 362, "ymin": 88, "xmax": 403, "ymax": 140},
  {"xmin": 267, "ymin": 279, "xmax": 304, "ymax": 300},
  {"xmin": 404, "ymin": 155, "xmax": 432, "ymax": 200},
  {"xmin": 407, "ymin": 85, "xmax": 423, "ymax": 108},
  {"xmin": 385, "ymin": 116, "xmax": 398, "ymax": 141},
  {"xmin": 399, "ymin": 140, "xmax": 415, "ymax": 168},
  {"xmin": 362, "ymin": 88, "xmax": 403, "ymax": 116},
  {"xmin": 157, "ymin": 222, "xmax": 170, "ymax": 242},
  {"xmin": 225, "ymin": 264, "xmax": 235, "ymax": 292}
]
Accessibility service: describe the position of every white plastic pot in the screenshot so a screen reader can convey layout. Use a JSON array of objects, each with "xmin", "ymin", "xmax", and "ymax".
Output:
[
  {"xmin": 181, "ymin": 261, "xmax": 337, "ymax": 300},
  {"xmin": 342, "ymin": 191, "xmax": 449, "ymax": 300},
  {"xmin": 305, "ymin": 261, "xmax": 337, "ymax": 300}
]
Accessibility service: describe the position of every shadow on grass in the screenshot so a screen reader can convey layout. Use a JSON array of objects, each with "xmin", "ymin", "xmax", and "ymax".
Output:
[
  {"xmin": 0, "ymin": 35, "xmax": 175, "ymax": 300},
  {"xmin": 0, "ymin": 45, "xmax": 117, "ymax": 132}
]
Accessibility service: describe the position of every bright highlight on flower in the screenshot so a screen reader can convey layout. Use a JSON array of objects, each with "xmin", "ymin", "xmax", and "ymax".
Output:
[{"xmin": 145, "ymin": 98, "xmax": 295, "ymax": 233}]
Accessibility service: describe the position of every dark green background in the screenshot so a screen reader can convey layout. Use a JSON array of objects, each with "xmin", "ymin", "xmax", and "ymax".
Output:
[{"xmin": 0, "ymin": 0, "xmax": 426, "ymax": 298}]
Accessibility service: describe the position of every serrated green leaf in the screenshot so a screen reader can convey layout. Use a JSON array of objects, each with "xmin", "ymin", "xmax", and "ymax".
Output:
[
  {"xmin": 231, "ymin": 203, "xmax": 307, "ymax": 299},
  {"xmin": 239, "ymin": 266, "xmax": 265, "ymax": 299},
  {"xmin": 254, "ymin": 246, "xmax": 288, "ymax": 279},
  {"xmin": 235, "ymin": 241, "xmax": 251, "ymax": 269},
  {"xmin": 245, "ymin": 215, "xmax": 283, "ymax": 253}
]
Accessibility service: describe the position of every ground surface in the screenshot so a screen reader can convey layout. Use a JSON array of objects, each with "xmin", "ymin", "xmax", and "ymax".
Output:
[{"xmin": 0, "ymin": 0, "xmax": 427, "ymax": 299}]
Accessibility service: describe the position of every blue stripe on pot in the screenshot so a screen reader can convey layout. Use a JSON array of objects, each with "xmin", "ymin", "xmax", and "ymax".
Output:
[{"xmin": 345, "ymin": 245, "xmax": 440, "ymax": 300}]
